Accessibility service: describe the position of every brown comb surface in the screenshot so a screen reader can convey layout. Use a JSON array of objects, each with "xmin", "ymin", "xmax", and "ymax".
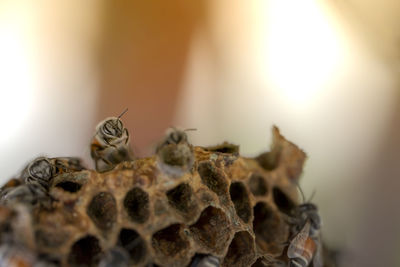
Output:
[{"xmin": 0, "ymin": 127, "xmax": 311, "ymax": 267}]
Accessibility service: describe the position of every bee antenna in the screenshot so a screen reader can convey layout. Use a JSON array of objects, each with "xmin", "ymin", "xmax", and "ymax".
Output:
[
  {"xmin": 184, "ymin": 128, "xmax": 197, "ymax": 132},
  {"xmin": 117, "ymin": 108, "xmax": 129, "ymax": 119},
  {"xmin": 296, "ymin": 183, "xmax": 306, "ymax": 203},
  {"xmin": 307, "ymin": 189, "xmax": 316, "ymax": 202}
]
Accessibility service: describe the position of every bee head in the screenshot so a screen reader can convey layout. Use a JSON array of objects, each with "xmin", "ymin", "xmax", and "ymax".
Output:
[
  {"xmin": 165, "ymin": 128, "xmax": 188, "ymax": 145},
  {"xmin": 102, "ymin": 118, "xmax": 124, "ymax": 138},
  {"xmin": 297, "ymin": 203, "xmax": 321, "ymax": 231},
  {"xmin": 28, "ymin": 158, "xmax": 54, "ymax": 182}
]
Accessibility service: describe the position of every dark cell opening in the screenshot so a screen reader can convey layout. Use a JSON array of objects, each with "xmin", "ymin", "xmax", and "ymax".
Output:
[
  {"xmin": 118, "ymin": 228, "xmax": 147, "ymax": 264},
  {"xmin": 55, "ymin": 181, "xmax": 82, "ymax": 192},
  {"xmin": 124, "ymin": 187, "xmax": 150, "ymax": 223},
  {"xmin": 272, "ymin": 187, "xmax": 295, "ymax": 215},
  {"xmin": 189, "ymin": 206, "xmax": 231, "ymax": 254},
  {"xmin": 256, "ymin": 148, "xmax": 281, "ymax": 171},
  {"xmin": 253, "ymin": 202, "xmax": 286, "ymax": 254},
  {"xmin": 87, "ymin": 192, "xmax": 117, "ymax": 231},
  {"xmin": 204, "ymin": 142, "xmax": 239, "ymax": 154},
  {"xmin": 151, "ymin": 224, "xmax": 189, "ymax": 257},
  {"xmin": 197, "ymin": 161, "xmax": 228, "ymax": 196},
  {"xmin": 166, "ymin": 183, "xmax": 194, "ymax": 213},
  {"xmin": 229, "ymin": 182, "xmax": 252, "ymax": 223},
  {"xmin": 248, "ymin": 174, "xmax": 268, "ymax": 196},
  {"xmin": 223, "ymin": 231, "xmax": 255, "ymax": 267},
  {"xmin": 67, "ymin": 235, "xmax": 102, "ymax": 267}
]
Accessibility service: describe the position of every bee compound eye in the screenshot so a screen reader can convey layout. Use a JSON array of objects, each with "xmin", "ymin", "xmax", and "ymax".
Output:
[
  {"xmin": 30, "ymin": 159, "xmax": 53, "ymax": 181},
  {"xmin": 103, "ymin": 119, "xmax": 123, "ymax": 137}
]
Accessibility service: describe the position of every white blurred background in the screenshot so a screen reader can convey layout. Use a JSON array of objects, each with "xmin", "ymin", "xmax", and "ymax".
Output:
[{"xmin": 0, "ymin": 0, "xmax": 399, "ymax": 266}]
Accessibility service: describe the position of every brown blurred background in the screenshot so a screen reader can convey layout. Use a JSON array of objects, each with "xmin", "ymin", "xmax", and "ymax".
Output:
[{"xmin": 0, "ymin": 0, "xmax": 399, "ymax": 266}]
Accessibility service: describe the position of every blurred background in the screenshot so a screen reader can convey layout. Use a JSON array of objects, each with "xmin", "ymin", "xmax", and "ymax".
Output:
[{"xmin": 0, "ymin": 0, "xmax": 399, "ymax": 266}]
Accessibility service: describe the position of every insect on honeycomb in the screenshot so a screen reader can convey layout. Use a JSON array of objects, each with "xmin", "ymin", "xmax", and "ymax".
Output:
[{"xmin": 0, "ymin": 123, "xmax": 335, "ymax": 267}]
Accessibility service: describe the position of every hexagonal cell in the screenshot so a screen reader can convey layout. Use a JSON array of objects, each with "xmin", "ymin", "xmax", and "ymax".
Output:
[
  {"xmin": 124, "ymin": 187, "xmax": 150, "ymax": 223},
  {"xmin": 87, "ymin": 192, "xmax": 117, "ymax": 231},
  {"xmin": 272, "ymin": 187, "xmax": 295, "ymax": 215},
  {"xmin": 197, "ymin": 162, "xmax": 228, "ymax": 196},
  {"xmin": 204, "ymin": 142, "xmax": 239, "ymax": 154},
  {"xmin": 118, "ymin": 228, "xmax": 146, "ymax": 264},
  {"xmin": 166, "ymin": 183, "xmax": 197, "ymax": 215},
  {"xmin": 253, "ymin": 202, "xmax": 288, "ymax": 254},
  {"xmin": 151, "ymin": 224, "xmax": 189, "ymax": 258},
  {"xmin": 189, "ymin": 206, "xmax": 231, "ymax": 254},
  {"xmin": 248, "ymin": 173, "xmax": 268, "ymax": 196},
  {"xmin": 222, "ymin": 231, "xmax": 256, "ymax": 267},
  {"xmin": 55, "ymin": 181, "xmax": 82, "ymax": 192},
  {"xmin": 67, "ymin": 235, "xmax": 103, "ymax": 267},
  {"xmin": 256, "ymin": 148, "xmax": 281, "ymax": 171},
  {"xmin": 229, "ymin": 182, "xmax": 251, "ymax": 223}
]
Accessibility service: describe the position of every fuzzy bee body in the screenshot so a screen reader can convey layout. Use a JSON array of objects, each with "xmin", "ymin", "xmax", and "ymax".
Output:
[
  {"xmin": 1, "ymin": 183, "xmax": 50, "ymax": 207},
  {"xmin": 99, "ymin": 247, "xmax": 130, "ymax": 267},
  {"xmin": 156, "ymin": 128, "xmax": 194, "ymax": 176},
  {"xmin": 21, "ymin": 157, "xmax": 85, "ymax": 190},
  {"xmin": 287, "ymin": 203, "xmax": 323, "ymax": 267},
  {"xmin": 190, "ymin": 254, "xmax": 220, "ymax": 267},
  {"xmin": 90, "ymin": 116, "xmax": 133, "ymax": 172}
]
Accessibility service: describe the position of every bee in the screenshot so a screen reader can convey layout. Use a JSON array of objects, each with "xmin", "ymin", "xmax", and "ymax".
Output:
[
  {"xmin": 156, "ymin": 128, "xmax": 195, "ymax": 176},
  {"xmin": 189, "ymin": 254, "xmax": 220, "ymax": 267},
  {"xmin": 99, "ymin": 247, "xmax": 129, "ymax": 267},
  {"xmin": 90, "ymin": 109, "xmax": 134, "ymax": 172},
  {"xmin": 0, "ymin": 183, "xmax": 51, "ymax": 208},
  {"xmin": 286, "ymin": 188, "xmax": 323, "ymax": 267},
  {"xmin": 21, "ymin": 157, "xmax": 85, "ymax": 190},
  {"xmin": 0, "ymin": 245, "xmax": 35, "ymax": 267}
]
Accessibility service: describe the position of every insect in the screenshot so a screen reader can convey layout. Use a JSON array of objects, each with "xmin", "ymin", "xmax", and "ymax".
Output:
[
  {"xmin": 0, "ymin": 183, "xmax": 51, "ymax": 208},
  {"xmin": 0, "ymin": 245, "xmax": 35, "ymax": 267},
  {"xmin": 189, "ymin": 254, "xmax": 220, "ymax": 267},
  {"xmin": 155, "ymin": 127, "xmax": 195, "ymax": 152},
  {"xmin": 90, "ymin": 109, "xmax": 134, "ymax": 172},
  {"xmin": 156, "ymin": 128, "xmax": 195, "ymax": 176},
  {"xmin": 21, "ymin": 157, "xmax": 85, "ymax": 190},
  {"xmin": 99, "ymin": 247, "xmax": 129, "ymax": 267},
  {"xmin": 286, "ymin": 187, "xmax": 323, "ymax": 267}
]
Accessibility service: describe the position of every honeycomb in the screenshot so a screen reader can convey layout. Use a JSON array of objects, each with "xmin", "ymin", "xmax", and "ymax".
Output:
[{"xmin": 0, "ymin": 125, "xmax": 333, "ymax": 267}]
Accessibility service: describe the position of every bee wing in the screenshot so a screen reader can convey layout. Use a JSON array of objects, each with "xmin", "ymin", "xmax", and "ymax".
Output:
[
  {"xmin": 287, "ymin": 221, "xmax": 311, "ymax": 258},
  {"xmin": 312, "ymin": 233, "xmax": 324, "ymax": 267}
]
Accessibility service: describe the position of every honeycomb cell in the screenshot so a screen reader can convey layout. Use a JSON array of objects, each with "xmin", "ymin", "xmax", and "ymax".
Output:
[
  {"xmin": 204, "ymin": 142, "xmax": 239, "ymax": 154},
  {"xmin": 151, "ymin": 224, "xmax": 189, "ymax": 257},
  {"xmin": 87, "ymin": 192, "xmax": 117, "ymax": 231},
  {"xmin": 118, "ymin": 228, "xmax": 146, "ymax": 264},
  {"xmin": 67, "ymin": 235, "xmax": 102, "ymax": 267},
  {"xmin": 256, "ymin": 149, "xmax": 281, "ymax": 171},
  {"xmin": 166, "ymin": 183, "xmax": 195, "ymax": 214},
  {"xmin": 55, "ymin": 181, "xmax": 82, "ymax": 192},
  {"xmin": 222, "ymin": 231, "xmax": 255, "ymax": 267},
  {"xmin": 124, "ymin": 187, "xmax": 150, "ymax": 223},
  {"xmin": 229, "ymin": 182, "xmax": 251, "ymax": 223},
  {"xmin": 197, "ymin": 162, "xmax": 228, "ymax": 196},
  {"xmin": 248, "ymin": 174, "xmax": 268, "ymax": 196},
  {"xmin": 272, "ymin": 187, "xmax": 295, "ymax": 215},
  {"xmin": 189, "ymin": 206, "xmax": 231, "ymax": 253},
  {"xmin": 253, "ymin": 202, "xmax": 287, "ymax": 254}
]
